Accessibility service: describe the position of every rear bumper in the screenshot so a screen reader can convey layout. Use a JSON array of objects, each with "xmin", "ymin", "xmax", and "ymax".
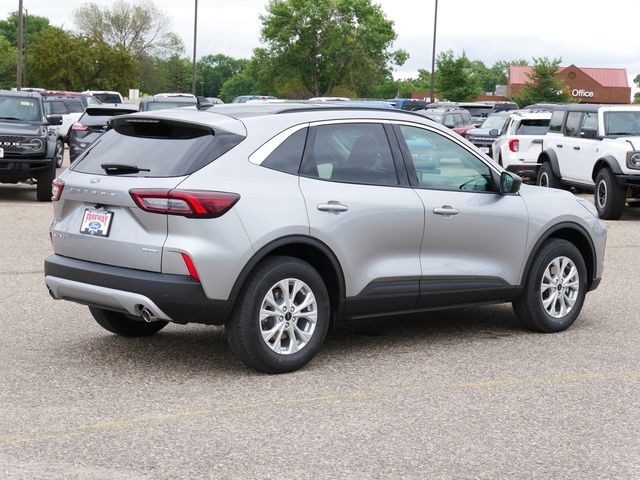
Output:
[
  {"xmin": 506, "ymin": 163, "xmax": 539, "ymax": 178},
  {"xmin": 44, "ymin": 254, "xmax": 232, "ymax": 325}
]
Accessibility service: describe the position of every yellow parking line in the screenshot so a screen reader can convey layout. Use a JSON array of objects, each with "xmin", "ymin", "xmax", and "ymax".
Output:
[{"xmin": 1, "ymin": 372, "xmax": 638, "ymax": 446}]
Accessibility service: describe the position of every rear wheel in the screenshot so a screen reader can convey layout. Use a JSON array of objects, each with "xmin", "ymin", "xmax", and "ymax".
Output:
[
  {"xmin": 226, "ymin": 256, "xmax": 330, "ymax": 374},
  {"xmin": 36, "ymin": 161, "xmax": 55, "ymax": 202},
  {"xmin": 537, "ymin": 162, "xmax": 562, "ymax": 189},
  {"xmin": 595, "ymin": 168, "xmax": 625, "ymax": 220},
  {"xmin": 513, "ymin": 239, "xmax": 587, "ymax": 333},
  {"xmin": 89, "ymin": 306, "xmax": 168, "ymax": 337}
]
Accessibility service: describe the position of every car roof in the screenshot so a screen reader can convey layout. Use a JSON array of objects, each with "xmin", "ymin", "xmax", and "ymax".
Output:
[
  {"xmin": 84, "ymin": 104, "xmax": 139, "ymax": 113},
  {"xmin": 112, "ymin": 102, "xmax": 443, "ymax": 137},
  {"xmin": 0, "ymin": 90, "xmax": 41, "ymax": 99}
]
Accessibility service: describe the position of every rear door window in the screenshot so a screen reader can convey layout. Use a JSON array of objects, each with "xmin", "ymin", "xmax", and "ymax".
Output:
[{"xmin": 300, "ymin": 123, "xmax": 399, "ymax": 186}]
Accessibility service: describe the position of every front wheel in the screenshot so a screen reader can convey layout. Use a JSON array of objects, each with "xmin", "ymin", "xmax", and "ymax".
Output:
[
  {"xmin": 89, "ymin": 306, "xmax": 169, "ymax": 337},
  {"xmin": 513, "ymin": 239, "xmax": 587, "ymax": 333},
  {"xmin": 53, "ymin": 138, "xmax": 64, "ymax": 168},
  {"xmin": 595, "ymin": 168, "xmax": 625, "ymax": 220},
  {"xmin": 226, "ymin": 256, "xmax": 330, "ymax": 374}
]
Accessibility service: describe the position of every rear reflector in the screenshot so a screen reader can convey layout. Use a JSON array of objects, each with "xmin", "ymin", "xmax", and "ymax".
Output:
[
  {"xmin": 181, "ymin": 253, "xmax": 200, "ymax": 280},
  {"xmin": 129, "ymin": 189, "xmax": 240, "ymax": 218}
]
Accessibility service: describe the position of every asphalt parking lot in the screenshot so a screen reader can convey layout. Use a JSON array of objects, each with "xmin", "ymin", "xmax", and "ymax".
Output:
[{"xmin": 1, "ymin": 154, "xmax": 639, "ymax": 479}]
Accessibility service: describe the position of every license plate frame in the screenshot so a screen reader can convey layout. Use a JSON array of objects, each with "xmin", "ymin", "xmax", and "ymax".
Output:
[{"xmin": 80, "ymin": 208, "xmax": 114, "ymax": 237}]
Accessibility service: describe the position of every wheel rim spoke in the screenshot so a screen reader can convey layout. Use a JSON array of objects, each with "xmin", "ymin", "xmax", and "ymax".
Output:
[
  {"xmin": 540, "ymin": 255, "xmax": 580, "ymax": 319},
  {"xmin": 259, "ymin": 277, "xmax": 318, "ymax": 355}
]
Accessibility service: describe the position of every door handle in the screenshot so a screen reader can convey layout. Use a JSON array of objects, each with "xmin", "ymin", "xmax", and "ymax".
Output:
[
  {"xmin": 556, "ymin": 144, "xmax": 563, "ymax": 148},
  {"xmin": 573, "ymin": 146, "xmax": 581, "ymax": 150},
  {"xmin": 317, "ymin": 202, "xmax": 349, "ymax": 212},
  {"xmin": 433, "ymin": 206, "xmax": 459, "ymax": 216}
]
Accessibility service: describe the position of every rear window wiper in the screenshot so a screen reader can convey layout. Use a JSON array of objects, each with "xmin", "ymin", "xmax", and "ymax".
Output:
[
  {"xmin": 101, "ymin": 163, "xmax": 151, "ymax": 175},
  {"xmin": 0, "ymin": 116, "xmax": 24, "ymax": 121}
]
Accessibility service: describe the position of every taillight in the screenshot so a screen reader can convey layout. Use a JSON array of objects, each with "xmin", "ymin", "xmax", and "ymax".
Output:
[
  {"xmin": 509, "ymin": 139, "xmax": 519, "ymax": 152},
  {"xmin": 52, "ymin": 178, "xmax": 64, "ymax": 201},
  {"xmin": 72, "ymin": 123, "xmax": 88, "ymax": 131},
  {"xmin": 129, "ymin": 189, "xmax": 240, "ymax": 218}
]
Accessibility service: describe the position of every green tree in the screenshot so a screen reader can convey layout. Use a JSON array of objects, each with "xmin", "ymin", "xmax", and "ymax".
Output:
[
  {"xmin": 257, "ymin": 0, "xmax": 408, "ymax": 98},
  {"xmin": 219, "ymin": 72, "xmax": 259, "ymax": 103},
  {"xmin": 509, "ymin": 56, "xmax": 575, "ymax": 107},
  {"xmin": 0, "ymin": 11, "xmax": 52, "ymax": 47},
  {"xmin": 72, "ymin": 0, "xmax": 174, "ymax": 57},
  {"xmin": 197, "ymin": 54, "xmax": 249, "ymax": 98},
  {"xmin": 434, "ymin": 50, "xmax": 481, "ymax": 101},
  {"xmin": 633, "ymin": 74, "xmax": 640, "ymax": 103},
  {"xmin": 28, "ymin": 27, "xmax": 138, "ymax": 92},
  {"xmin": 0, "ymin": 36, "xmax": 17, "ymax": 89}
]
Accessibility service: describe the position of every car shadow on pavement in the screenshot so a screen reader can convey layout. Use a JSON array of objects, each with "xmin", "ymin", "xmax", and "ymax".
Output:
[{"xmin": 68, "ymin": 303, "xmax": 522, "ymax": 376}]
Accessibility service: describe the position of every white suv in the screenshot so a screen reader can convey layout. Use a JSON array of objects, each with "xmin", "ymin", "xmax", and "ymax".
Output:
[
  {"xmin": 492, "ymin": 110, "xmax": 552, "ymax": 180},
  {"xmin": 536, "ymin": 104, "xmax": 640, "ymax": 219}
]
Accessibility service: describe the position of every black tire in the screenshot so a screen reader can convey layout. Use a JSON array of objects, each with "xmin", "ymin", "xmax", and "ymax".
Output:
[
  {"xmin": 537, "ymin": 162, "xmax": 562, "ymax": 189},
  {"xmin": 226, "ymin": 256, "xmax": 330, "ymax": 374},
  {"xmin": 513, "ymin": 238, "xmax": 587, "ymax": 333},
  {"xmin": 89, "ymin": 306, "xmax": 169, "ymax": 337},
  {"xmin": 53, "ymin": 138, "xmax": 64, "ymax": 168},
  {"xmin": 36, "ymin": 160, "xmax": 56, "ymax": 202},
  {"xmin": 594, "ymin": 168, "xmax": 626, "ymax": 220}
]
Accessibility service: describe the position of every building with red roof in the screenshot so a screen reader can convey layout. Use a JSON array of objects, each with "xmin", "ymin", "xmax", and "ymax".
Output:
[{"xmin": 507, "ymin": 65, "xmax": 631, "ymax": 104}]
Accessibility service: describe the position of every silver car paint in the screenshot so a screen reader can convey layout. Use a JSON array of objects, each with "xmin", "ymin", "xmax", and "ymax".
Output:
[{"xmin": 47, "ymin": 104, "xmax": 606, "ymax": 313}]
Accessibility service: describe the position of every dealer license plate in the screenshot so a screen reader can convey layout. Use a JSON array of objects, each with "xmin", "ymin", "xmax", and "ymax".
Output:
[
  {"xmin": 479, "ymin": 147, "xmax": 489, "ymax": 154},
  {"xmin": 80, "ymin": 208, "xmax": 113, "ymax": 237},
  {"xmin": 0, "ymin": 147, "xmax": 4, "ymax": 158}
]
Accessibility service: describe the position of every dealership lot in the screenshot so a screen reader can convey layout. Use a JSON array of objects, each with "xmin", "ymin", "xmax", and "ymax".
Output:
[{"xmin": 1, "ymin": 169, "xmax": 639, "ymax": 478}]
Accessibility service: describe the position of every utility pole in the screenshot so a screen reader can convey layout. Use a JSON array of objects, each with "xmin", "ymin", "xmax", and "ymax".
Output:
[
  {"xmin": 17, "ymin": 0, "xmax": 23, "ymax": 90},
  {"xmin": 429, "ymin": 0, "xmax": 438, "ymax": 103}
]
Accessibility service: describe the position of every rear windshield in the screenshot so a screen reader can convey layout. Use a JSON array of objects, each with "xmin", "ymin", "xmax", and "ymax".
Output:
[
  {"xmin": 70, "ymin": 119, "xmax": 244, "ymax": 177},
  {"xmin": 515, "ymin": 119, "xmax": 550, "ymax": 135},
  {"xmin": 93, "ymin": 93, "xmax": 122, "ymax": 103},
  {"xmin": 146, "ymin": 102, "xmax": 196, "ymax": 111},
  {"xmin": 462, "ymin": 106, "xmax": 493, "ymax": 116}
]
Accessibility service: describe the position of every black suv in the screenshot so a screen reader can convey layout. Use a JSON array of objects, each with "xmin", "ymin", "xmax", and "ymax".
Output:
[{"xmin": 0, "ymin": 91, "xmax": 64, "ymax": 201}]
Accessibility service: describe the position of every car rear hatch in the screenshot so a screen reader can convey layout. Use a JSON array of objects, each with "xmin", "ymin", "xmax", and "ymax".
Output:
[{"xmin": 51, "ymin": 112, "xmax": 246, "ymax": 273}]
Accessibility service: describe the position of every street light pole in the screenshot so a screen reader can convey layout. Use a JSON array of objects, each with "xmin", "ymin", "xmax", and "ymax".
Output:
[
  {"xmin": 191, "ymin": 0, "xmax": 198, "ymax": 95},
  {"xmin": 16, "ymin": 0, "xmax": 23, "ymax": 90},
  {"xmin": 429, "ymin": 0, "xmax": 438, "ymax": 103}
]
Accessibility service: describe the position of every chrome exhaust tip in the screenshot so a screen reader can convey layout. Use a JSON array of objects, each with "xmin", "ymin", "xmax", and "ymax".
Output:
[{"xmin": 141, "ymin": 308, "xmax": 159, "ymax": 323}]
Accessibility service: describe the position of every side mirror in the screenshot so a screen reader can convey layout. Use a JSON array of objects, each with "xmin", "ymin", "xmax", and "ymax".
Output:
[
  {"xmin": 489, "ymin": 129, "xmax": 499, "ymax": 136},
  {"xmin": 46, "ymin": 114, "xmax": 63, "ymax": 126},
  {"xmin": 581, "ymin": 127, "xmax": 597, "ymax": 138},
  {"xmin": 500, "ymin": 171, "xmax": 521, "ymax": 194}
]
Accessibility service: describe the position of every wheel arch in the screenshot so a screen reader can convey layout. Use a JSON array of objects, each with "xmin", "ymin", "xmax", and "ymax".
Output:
[
  {"xmin": 520, "ymin": 222, "xmax": 598, "ymax": 292},
  {"xmin": 228, "ymin": 235, "xmax": 345, "ymax": 327},
  {"xmin": 592, "ymin": 155, "xmax": 623, "ymax": 182},
  {"xmin": 538, "ymin": 149, "xmax": 561, "ymax": 177}
]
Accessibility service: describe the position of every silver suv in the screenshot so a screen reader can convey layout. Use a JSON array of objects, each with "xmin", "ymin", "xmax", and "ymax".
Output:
[{"xmin": 44, "ymin": 102, "xmax": 607, "ymax": 373}]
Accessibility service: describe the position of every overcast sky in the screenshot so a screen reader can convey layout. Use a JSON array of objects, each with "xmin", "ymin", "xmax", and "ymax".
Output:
[{"xmin": 9, "ymin": 0, "xmax": 640, "ymax": 94}]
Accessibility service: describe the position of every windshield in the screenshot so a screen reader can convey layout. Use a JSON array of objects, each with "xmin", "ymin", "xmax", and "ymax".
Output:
[
  {"xmin": 0, "ymin": 95, "xmax": 40, "ymax": 122},
  {"xmin": 604, "ymin": 110, "xmax": 640, "ymax": 135},
  {"xmin": 481, "ymin": 115, "xmax": 509, "ymax": 130}
]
